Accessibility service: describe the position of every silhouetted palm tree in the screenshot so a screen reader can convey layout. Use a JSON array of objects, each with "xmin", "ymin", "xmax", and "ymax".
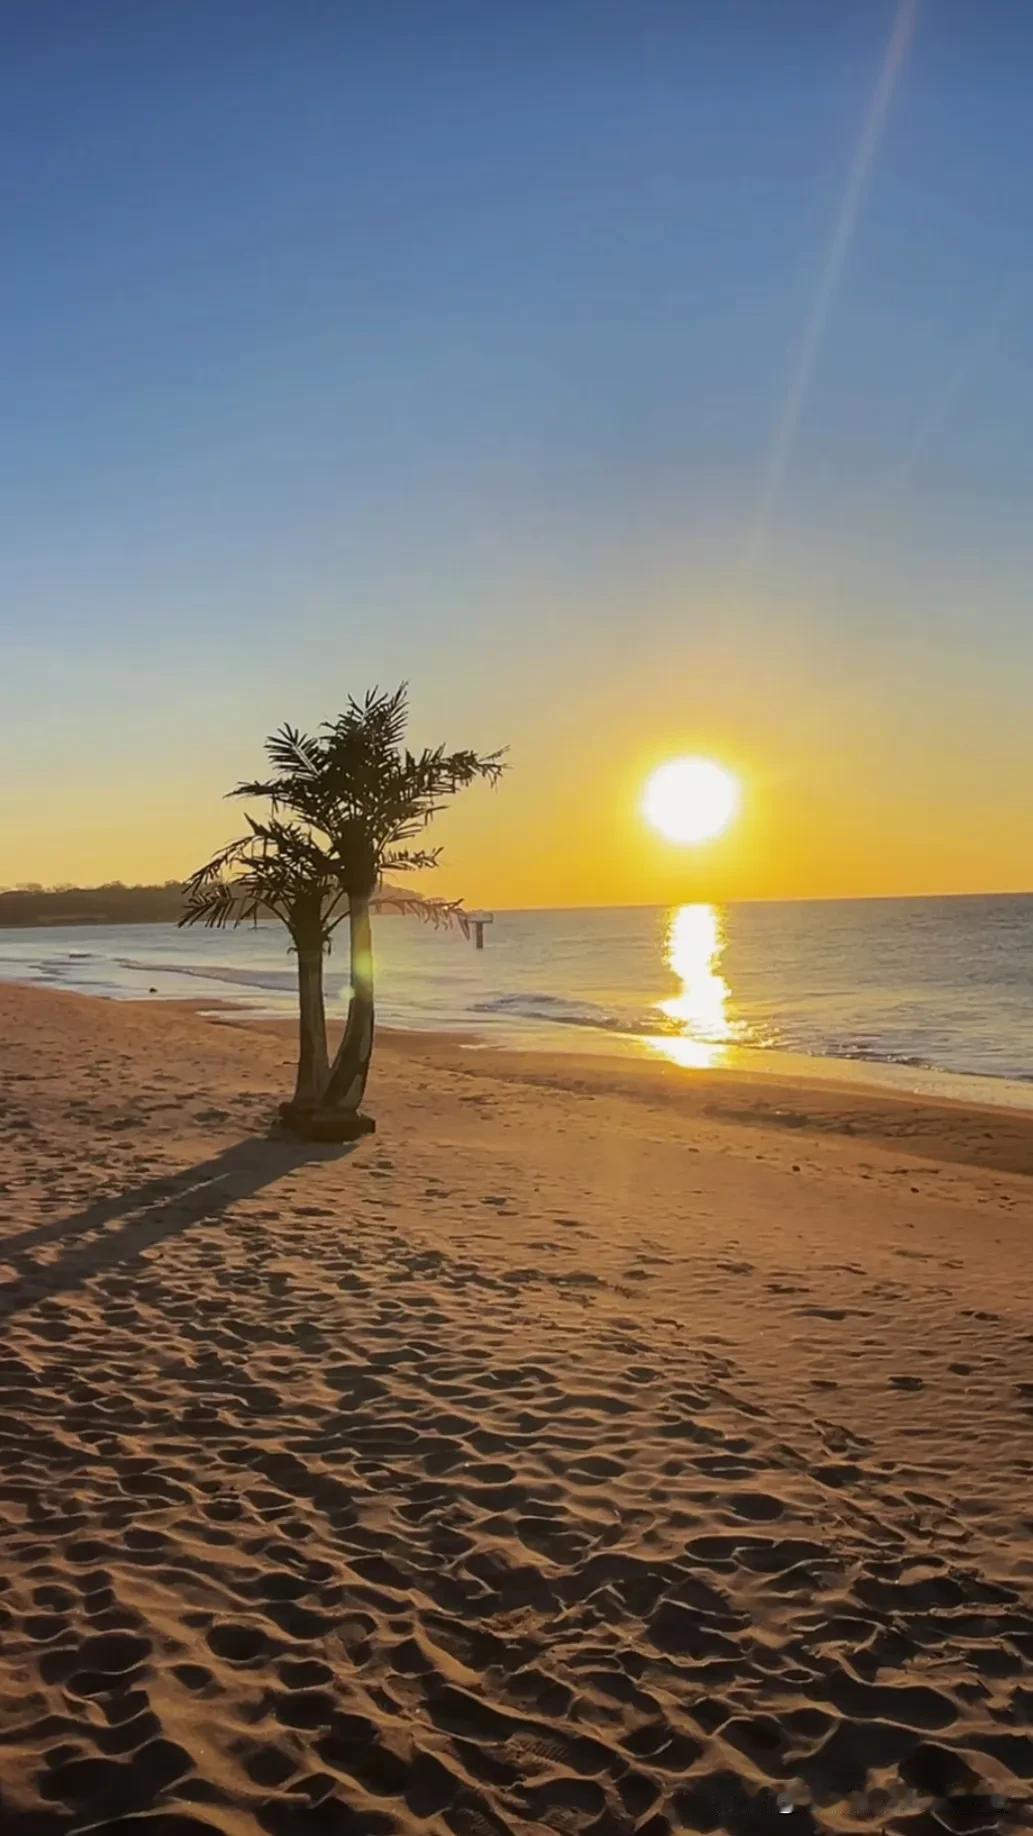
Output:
[{"xmin": 181, "ymin": 687, "xmax": 504, "ymax": 1137}]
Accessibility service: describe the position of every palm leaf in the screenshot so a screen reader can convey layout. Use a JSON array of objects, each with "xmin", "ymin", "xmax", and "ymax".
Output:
[{"xmin": 183, "ymin": 685, "xmax": 504, "ymax": 948}]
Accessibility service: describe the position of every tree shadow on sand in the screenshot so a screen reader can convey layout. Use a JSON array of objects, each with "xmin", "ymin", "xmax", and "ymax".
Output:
[{"xmin": 0, "ymin": 1135, "xmax": 355, "ymax": 1324}]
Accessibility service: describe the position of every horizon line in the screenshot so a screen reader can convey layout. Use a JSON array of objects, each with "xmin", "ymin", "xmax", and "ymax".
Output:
[{"xmin": 3, "ymin": 884, "xmax": 1032, "ymax": 917}]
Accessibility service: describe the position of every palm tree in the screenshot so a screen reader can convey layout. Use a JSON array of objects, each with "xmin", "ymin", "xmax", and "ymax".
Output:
[{"xmin": 181, "ymin": 687, "xmax": 504, "ymax": 1138}]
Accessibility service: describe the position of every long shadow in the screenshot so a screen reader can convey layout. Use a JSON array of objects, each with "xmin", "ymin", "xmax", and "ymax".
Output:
[
  {"xmin": 0, "ymin": 1135, "xmax": 355, "ymax": 1325},
  {"xmin": 0, "ymin": 1142, "xmax": 315, "ymax": 1260}
]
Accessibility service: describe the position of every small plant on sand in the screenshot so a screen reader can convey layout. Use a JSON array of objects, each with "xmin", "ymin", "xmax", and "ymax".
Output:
[{"xmin": 180, "ymin": 686, "xmax": 504, "ymax": 1139}]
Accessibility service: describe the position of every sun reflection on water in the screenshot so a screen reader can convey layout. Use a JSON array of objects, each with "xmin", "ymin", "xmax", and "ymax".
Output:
[{"xmin": 649, "ymin": 903, "xmax": 737, "ymax": 1069}]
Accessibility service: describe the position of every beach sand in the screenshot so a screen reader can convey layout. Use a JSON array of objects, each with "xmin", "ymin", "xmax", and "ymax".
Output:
[{"xmin": 1, "ymin": 982, "xmax": 1031, "ymax": 1835}]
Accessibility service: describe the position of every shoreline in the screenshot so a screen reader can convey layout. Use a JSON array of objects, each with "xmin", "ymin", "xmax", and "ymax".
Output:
[
  {"xmin": 7, "ymin": 960, "xmax": 1033, "ymax": 1124},
  {"xmin": 5, "ymin": 902, "xmax": 1033, "ymax": 1114},
  {"xmin": 364, "ymin": 1027, "xmax": 1033, "ymax": 1181},
  {"xmin": 17, "ymin": 979, "xmax": 1033, "ymax": 1179}
]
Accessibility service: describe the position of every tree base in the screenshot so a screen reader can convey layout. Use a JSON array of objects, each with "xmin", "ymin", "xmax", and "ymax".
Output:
[{"xmin": 278, "ymin": 1101, "xmax": 376, "ymax": 1143}]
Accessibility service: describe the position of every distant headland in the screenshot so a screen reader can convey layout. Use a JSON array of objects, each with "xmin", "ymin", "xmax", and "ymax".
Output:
[{"xmin": 0, "ymin": 882, "xmax": 186, "ymax": 927}]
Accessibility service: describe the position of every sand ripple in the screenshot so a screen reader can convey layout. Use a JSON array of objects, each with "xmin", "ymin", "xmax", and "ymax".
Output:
[{"xmin": 1, "ymin": 987, "xmax": 1032, "ymax": 1834}]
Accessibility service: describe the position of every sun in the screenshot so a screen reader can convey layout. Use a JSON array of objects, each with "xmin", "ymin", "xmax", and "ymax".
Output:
[{"xmin": 643, "ymin": 757, "xmax": 740, "ymax": 845}]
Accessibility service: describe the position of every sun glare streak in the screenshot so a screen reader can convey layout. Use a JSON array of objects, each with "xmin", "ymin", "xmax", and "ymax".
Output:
[
  {"xmin": 648, "ymin": 903, "xmax": 737, "ymax": 1070},
  {"xmin": 887, "ymin": 276, "xmax": 1027, "ymax": 491},
  {"xmin": 745, "ymin": 0, "xmax": 920, "ymax": 560}
]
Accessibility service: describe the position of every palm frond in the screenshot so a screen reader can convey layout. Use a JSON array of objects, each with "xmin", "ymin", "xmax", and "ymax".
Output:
[
  {"xmin": 184, "ymin": 687, "xmax": 504, "ymax": 949},
  {"xmin": 382, "ymin": 846, "xmax": 442, "ymax": 876},
  {"xmin": 374, "ymin": 891, "xmax": 471, "ymax": 938},
  {"xmin": 180, "ymin": 819, "xmax": 346, "ymax": 941}
]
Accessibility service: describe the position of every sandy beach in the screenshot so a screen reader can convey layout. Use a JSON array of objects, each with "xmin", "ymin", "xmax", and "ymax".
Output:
[{"xmin": 1, "ymin": 981, "xmax": 1031, "ymax": 1835}]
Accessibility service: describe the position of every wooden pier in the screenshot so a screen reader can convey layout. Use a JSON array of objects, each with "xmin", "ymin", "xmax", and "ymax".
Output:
[{"xmin": 467, "ymin": 911, "xmax": 494, "ymax": 950}]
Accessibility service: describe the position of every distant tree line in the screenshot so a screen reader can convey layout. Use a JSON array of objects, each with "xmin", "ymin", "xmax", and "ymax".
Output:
[{"xmin": 0, "ymin": 881, "xmax": 187, "ymax": 927}]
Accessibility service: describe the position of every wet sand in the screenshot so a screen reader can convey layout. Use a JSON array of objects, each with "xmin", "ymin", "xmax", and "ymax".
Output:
[{"xmin": 1, "ymin": 982, "xmax": 1031, "ymax": 1835}]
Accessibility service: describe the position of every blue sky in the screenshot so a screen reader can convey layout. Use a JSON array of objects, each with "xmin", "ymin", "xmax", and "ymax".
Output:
[{"xmin": 2, "ymin": 1, "xmax": 1031, "ymax": 899}]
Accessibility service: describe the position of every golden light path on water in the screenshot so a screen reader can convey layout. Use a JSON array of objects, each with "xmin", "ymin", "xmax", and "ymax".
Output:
[{"xmin": 648, "ymin": 902, "xmax": 738, "ymax": 1070}]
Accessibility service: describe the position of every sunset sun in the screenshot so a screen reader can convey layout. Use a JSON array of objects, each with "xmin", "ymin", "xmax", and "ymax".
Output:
[{"xmin": 643, "ymin": 757, "xmax": 740, "ymax": 845}]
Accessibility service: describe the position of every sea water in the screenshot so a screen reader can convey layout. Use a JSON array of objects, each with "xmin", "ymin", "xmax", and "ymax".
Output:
[{"xmin": 2, "ymin": 895, "xmax": 1033, "ymax": 1106}]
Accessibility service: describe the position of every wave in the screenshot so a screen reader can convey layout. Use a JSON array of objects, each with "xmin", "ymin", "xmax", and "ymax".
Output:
[
  {"xmin": 471, "ymin": 998, "xmax": 1006, "ymax": 1081},
  {"xmin": 810, "ymin": 1035, "xmax": 1033, "ymax": 1084},
  {"xmin": 472, "ymin": 991, "xmax": 752, "ymax": 1044},
  {"xmin": 816, "ymin": 1038, "xmax": 931, "ymax": 1069},
  {"xmin": 117, "ymin": 958, "xmax": 298, "ymax": 992},
  {"xmin": 471, "ymin": 992, "xmax": 632, "ymax": 1033},
  {"xmin": 114, "ymin": 957, "xmax": 360, "ymax": 1000}
]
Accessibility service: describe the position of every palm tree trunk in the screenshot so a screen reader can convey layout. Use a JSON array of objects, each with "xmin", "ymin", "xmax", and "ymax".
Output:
[
  {"xmin": 322, "ymin": 894, "xmax": 375, "ymax": 1115},
  {"xmin": 293, "ymin": 945, "xmax": 330, "ymax": 1107}
]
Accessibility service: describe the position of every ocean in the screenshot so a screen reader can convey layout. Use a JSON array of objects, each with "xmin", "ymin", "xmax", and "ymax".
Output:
[{"xmin": 3, "ymin": 895, "xmax": 1033, "ymax": 1107}]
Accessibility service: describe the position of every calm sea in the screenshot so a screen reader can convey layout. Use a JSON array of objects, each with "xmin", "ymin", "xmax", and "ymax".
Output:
[{"xmin": 3, "ymin": 896, "xmax": 1033, "ymax": 1107}]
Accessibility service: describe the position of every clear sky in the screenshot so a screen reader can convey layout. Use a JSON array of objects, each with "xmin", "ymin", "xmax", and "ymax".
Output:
[{"xmin": 2, "ymin": 0, "xmax": 1031, "ymax": 907}]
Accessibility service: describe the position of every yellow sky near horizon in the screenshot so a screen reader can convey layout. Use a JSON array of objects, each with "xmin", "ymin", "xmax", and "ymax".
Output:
[
  {"xmin": 5, "ymin": 563, "xmax": 1031, "ymax": 909},
  {"xmin": 7, "ymin": 702, "xmax": 1029, "ymax": 910}
]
